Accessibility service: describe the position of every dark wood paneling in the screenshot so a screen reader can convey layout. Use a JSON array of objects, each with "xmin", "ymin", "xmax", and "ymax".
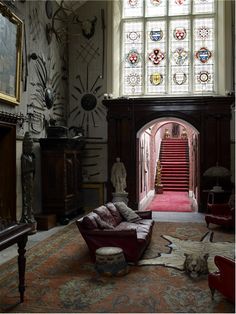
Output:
[
  {"xmin": 0, "ymin": 121, "xmax": 16, "ymax": 220},
  {"xmin": 40, "ymin": 138, "xmax": 84, "ymax": 222},
  {"xmin": 104, "ymin": 96, "xmax": 234, "ymax": 211}
]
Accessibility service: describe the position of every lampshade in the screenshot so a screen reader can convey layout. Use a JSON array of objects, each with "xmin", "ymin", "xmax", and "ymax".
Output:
[
  {"xmin": 203, "ymin": 166, "xmax": 231, "ymax": 177},
  {"xmin": 203, "ymin": 164, "xmax": 231, "ymax": 192}
]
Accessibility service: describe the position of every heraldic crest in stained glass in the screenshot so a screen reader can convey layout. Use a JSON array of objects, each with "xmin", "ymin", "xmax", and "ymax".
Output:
[
  {"xmin": 150, "ymin": 73, "xmax": 163, "ymax": 85},
  {"xmin": 173, "ymin": 71, "xmax": 187, "ymax": 85},
  {"xmin": 150, "ymin": 30, "xmax": 163, "ymax": 41},
  {"xmin": 195, "ymin": 47, "xmax": 212, "ymax": 63},
  {"xmin": 151, "ymin": 0, "xmax": 162, "ymax": 6},
  {"xmin": 148, "ymin": 49, "xmax": 165, "ymax": 65},
  {"xmin": 129, "ymin": 0, "xmax": 138, "ymax": 7},
  {"xmin": 127, "ymin": 31, "xmax": 140, "ymax": 42},
  {"xmin": 127, "ymin": 72, "xmax": 141, "ymax": 86},
  {"xmin": 197, "ymin": 71, "xmax": 211, "ymax": 83},
  {"xmin": 175, "ymin": 0, "xmax": 185, "ymax": 5},
  {"xmin": 126, "ymin": 48, "xmax": 140, "ymax": 66},
  {"xmin": 174, "ymin": 28, "xmax": 187, "ymax": 40},
  {"xmin": 127, "ymin": 72, "xmax": 141, "ymax": 93},
  {"xmin": 197, "ymin": 26, "xmax": 210, "ymax": 40},
  {"xmin": 173, "ymin": 47, "xmax": 188, "ymax": 65}
]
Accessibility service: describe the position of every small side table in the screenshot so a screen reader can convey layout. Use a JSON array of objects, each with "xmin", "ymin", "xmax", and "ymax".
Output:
[
  {"xmin": 95, "ymin": 246, "xmax": 129, "ymax": 276},
  {"xmin": 0, "ymin": 223, "xmax": 32, "ymax": 302}
]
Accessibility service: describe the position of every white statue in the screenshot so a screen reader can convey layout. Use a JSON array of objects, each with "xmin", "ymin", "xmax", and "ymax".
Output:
[{"xmin": 111, "ymin": 157, "xmax": 127, "ymax": 193}]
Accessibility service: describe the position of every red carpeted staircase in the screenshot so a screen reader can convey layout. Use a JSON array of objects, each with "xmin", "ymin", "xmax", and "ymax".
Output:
[{"xmin": 160, "ymin": 138, "xmax": 189, "ymax": 191}]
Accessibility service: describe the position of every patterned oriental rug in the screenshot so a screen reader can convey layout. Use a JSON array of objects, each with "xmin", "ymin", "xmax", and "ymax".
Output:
[{"xmin": 0, "ymin": 222, "xmax": 234, "ymax": 313}]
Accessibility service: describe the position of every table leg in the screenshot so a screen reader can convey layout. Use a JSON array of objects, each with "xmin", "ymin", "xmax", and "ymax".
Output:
[{"xmin": 17, "ymin": 235, "xmax": 28, "ymax": 303}]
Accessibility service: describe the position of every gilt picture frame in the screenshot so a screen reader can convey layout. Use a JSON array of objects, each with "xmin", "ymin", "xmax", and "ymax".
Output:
[{"xmin": 0, "ymin": 2, "xmax": 23, "ymax": 105}]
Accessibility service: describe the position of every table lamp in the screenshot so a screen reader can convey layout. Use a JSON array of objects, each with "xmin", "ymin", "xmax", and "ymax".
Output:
[{"xmin": 203, "ymin": 163, "xmax": 231, "ymax": 192}]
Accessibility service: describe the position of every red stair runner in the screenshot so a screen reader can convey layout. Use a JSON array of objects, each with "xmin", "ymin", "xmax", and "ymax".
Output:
[{"xmin": 160, "ymin": 139, "xmax": 189, "ymax": 191}]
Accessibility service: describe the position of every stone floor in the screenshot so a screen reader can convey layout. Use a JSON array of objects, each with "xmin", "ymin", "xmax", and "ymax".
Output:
[{"xmin": 0, "ymin": 212, "xmax": 205, "ymax": 266}]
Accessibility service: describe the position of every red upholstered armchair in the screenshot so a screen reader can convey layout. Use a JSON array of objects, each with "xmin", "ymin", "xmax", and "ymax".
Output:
[
  {"xmin": 205, "ymin": 195, "xmax": 235, "ymax": 228},
  {"xmin": 208, "ymin": 255, "xmax": 235, "ymax": 303}
]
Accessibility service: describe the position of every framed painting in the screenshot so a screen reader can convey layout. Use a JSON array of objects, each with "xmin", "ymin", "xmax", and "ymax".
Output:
[{"xmin": 0, "ymin": 2, "xmax": 23, "ymax": 105}]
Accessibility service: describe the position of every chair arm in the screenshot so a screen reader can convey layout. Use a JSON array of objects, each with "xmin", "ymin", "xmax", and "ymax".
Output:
[
  {"xmin": 207, "ymin": 203, "xmax": 231, "ymax": 216},
  {"xmin": 134, "ymin": 210, "xmax": 152, "ymax": 219},
  {"xmin": 214, "ymin": 255, "xmax": 236, "ymax": 275}
]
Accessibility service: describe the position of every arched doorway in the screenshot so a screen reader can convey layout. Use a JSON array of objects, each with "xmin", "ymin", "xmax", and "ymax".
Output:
[
  {"xmin": 137, "ymin": 117, "xmax": 200, "ymax": 211},
  {"xmin": 104, "ymin": 96, "xmax": 233, "ymax": 212}
]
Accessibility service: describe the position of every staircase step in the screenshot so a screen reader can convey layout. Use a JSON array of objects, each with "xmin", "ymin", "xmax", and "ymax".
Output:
[
  {"xmin": 161, "ymin": 180, "xmax": 188, "ymax": 187},
  {"xmin": 163, "ymin": 184, "xmax": 189, "ymax": 188},
  {"xmin": 163, "ymin": 187, "xmax": 189, "ymax": 191},
  {"xmin": 158, "ymin": 138, "xmax": 190, "ymax": 192},
  {"xmin": 162, "ymin": 146, "xmax": 188, "ymax": 148},
  {"xmin": 161, "ymin": 170, "xmax": 189, "ymax": 174},
  {"xmin": 161, "ymin": 176, "xmax": 188, "ymax": 183},
  {"xmin": 161, "ymin": 153, "xmax": 188, "ymax": 155},
  {"xmin": 161, "ymin": 158, "xmax": 188, "ymax": 161},
  {"xmin": 162, "ymin": 139, "xmax": 188, "ymax": 142}
]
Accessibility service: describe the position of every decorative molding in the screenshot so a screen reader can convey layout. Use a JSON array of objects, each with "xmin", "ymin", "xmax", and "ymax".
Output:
[{"xmin": 0, "ymin": 110, "xmax": 24, "ymax": 125}]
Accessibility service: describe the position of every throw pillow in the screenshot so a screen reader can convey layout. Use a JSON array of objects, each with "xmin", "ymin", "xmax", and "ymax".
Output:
[
  {"xmin": 114, "ymin": 202, "xmax": 141, "ymax": 223},
  {"xmin": 105, "ymin": 202, "xmax": 123, "ymax": 225},
  {"xmin": 93, "ymin": 205, "xmax": 116, "ymax": 227},
  {"xmin": 95, "ymin": 215, "xmax": 114, "ymax": 229},
  {"xmin": 82, "ymin": 213, "xmax": 99, "ymax": 229}
]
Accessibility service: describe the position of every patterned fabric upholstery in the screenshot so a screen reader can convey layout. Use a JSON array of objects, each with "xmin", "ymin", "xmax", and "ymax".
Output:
[
  {"xmin": 82, "ymin": 212, "xmax": 99, "ymax": 229},
  {"xmin": 114, "ymin": 202, "xmax": 141, "ymax": 223},
  {"xmin": 105, "ymin": 202, "xmax": 123, "ymax": 225},
  {"xmin": 93, "ymin": 205, "xmax": 117, "ymax": 227}
]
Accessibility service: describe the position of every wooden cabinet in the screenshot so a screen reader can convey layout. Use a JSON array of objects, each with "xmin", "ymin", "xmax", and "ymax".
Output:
[
  {"xmin": 0, "ymin": 114, "xmax": 17, "ymax": 222},
  {"xmin": 39, "ymin": 138, "xmax": 84, "ymax": 223}
]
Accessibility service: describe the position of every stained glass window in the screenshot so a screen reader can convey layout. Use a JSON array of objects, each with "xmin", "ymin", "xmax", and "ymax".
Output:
[{"xmin": 121, "ymin": 0, "xmax": 216, "ymax": 96}]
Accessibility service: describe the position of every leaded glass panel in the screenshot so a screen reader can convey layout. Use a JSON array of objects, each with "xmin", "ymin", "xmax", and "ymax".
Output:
[
  {"xmin": 123, "ymin": 0, "xmax": 143, "ymax": 18},
  {"xmin": 193, "ymin": 0, "xmax": 215, "ymax": 14},
  {"xmin": 193, "ymin": 18, "xmax": 215, "ymax": 93},
  {"xmin": 122, "ymin": 21, "xmax": 143, "ymax": 95},
  {"xmin": 121, "ymin": 0, "xmax": 216, "ymax": 96},
  {"xmin": 169, "ymin": 19, "xmax": 190, "ymax": 94},
  {"xmin": 145, "ymin": 0, "xmax": 167, "ymax": 17},
  {"xmin": 168, "ymin": 0, "xmax": 191, "ymax": 16},
  {"xmin": 146, "ymin": 20, "xmax": 166, "ymax": 94}
]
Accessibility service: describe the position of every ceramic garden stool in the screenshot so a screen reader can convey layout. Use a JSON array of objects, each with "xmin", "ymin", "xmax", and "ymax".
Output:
[{"xmin": 95, "ymin": 246, "xmax": 129, "ymax": 276}]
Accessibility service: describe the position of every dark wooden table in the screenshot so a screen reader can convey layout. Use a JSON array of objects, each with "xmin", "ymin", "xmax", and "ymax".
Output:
[{"xmin": 0, "ymin": 223, "xmax": 32, "ymax": 303}]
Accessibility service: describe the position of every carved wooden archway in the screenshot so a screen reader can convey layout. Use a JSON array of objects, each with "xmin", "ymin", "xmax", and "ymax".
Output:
[{"xmin": 104, "ymin": 96, "xmax": 234, "ymax": 211}]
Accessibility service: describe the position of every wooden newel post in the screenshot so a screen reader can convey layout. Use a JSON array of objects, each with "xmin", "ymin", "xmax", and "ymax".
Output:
[{"xmin": 155, "ymin": 160, "xmax": 163, "ymax": 194}]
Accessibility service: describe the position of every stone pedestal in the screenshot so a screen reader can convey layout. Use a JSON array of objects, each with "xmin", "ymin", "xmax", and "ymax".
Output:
[{"xmin": 112, "ymin": 192, "xmax": 129, "ymax": 204}]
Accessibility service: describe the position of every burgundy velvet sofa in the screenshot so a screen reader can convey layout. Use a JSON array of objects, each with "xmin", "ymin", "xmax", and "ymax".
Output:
[{"xmin": 76, "ymin": 202, "xmax": 154, "ymax": 263}]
